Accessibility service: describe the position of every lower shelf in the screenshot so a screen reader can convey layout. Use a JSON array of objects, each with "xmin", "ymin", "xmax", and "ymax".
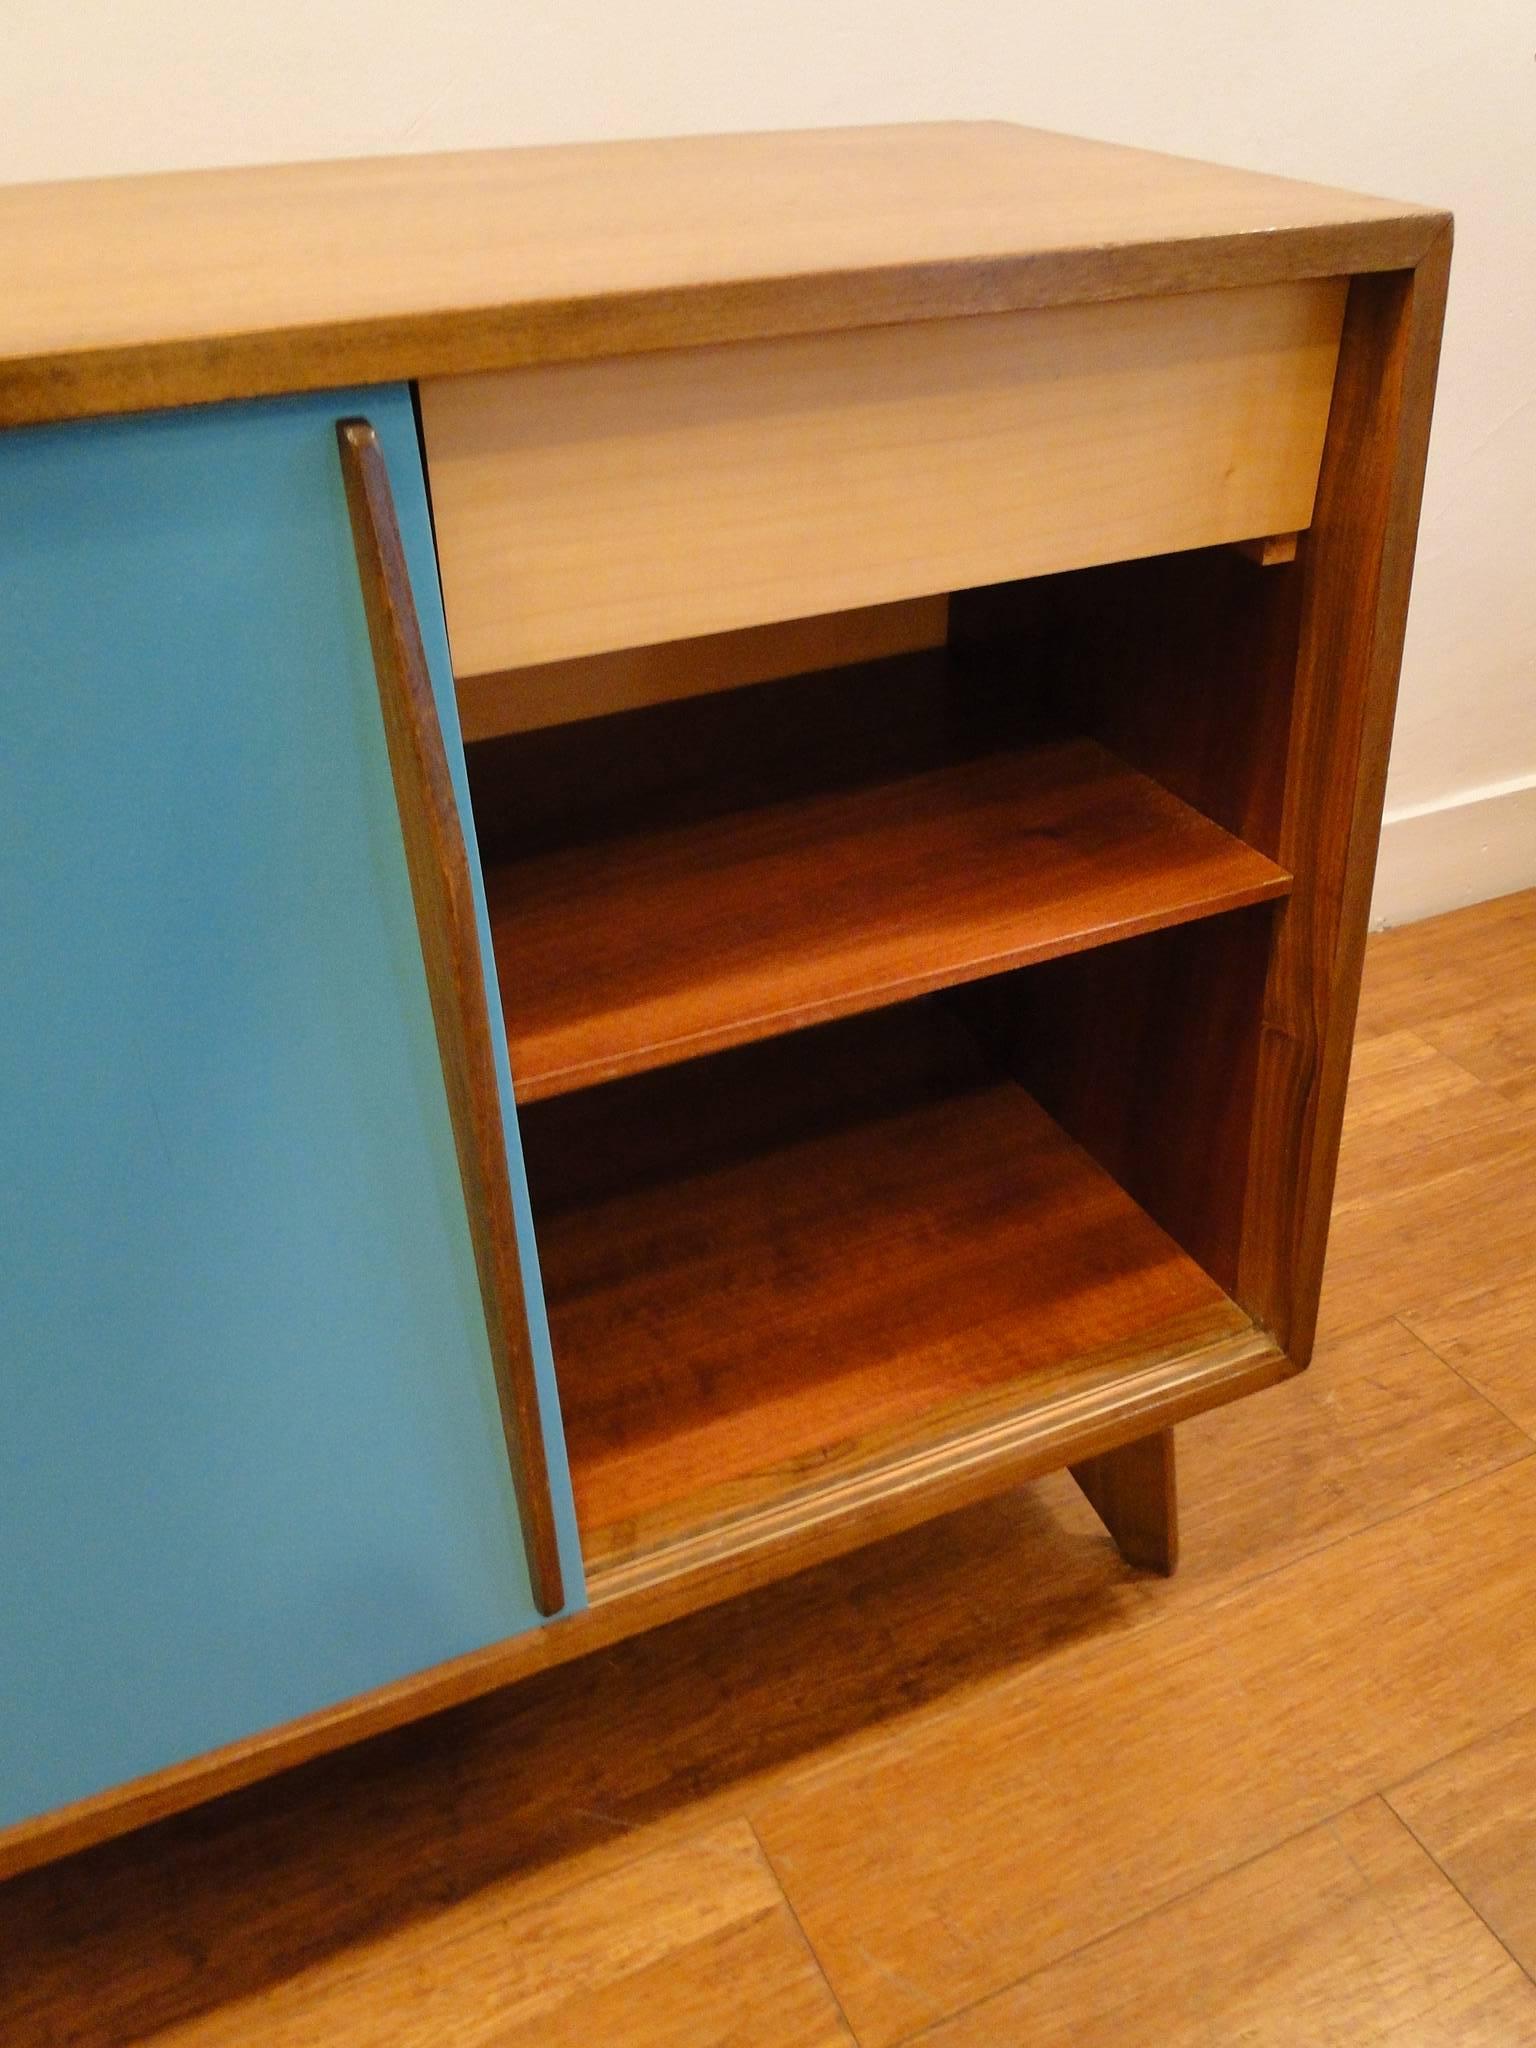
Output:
[{"xmin": 519, "ymin": 1001, "xmax": 1284, "ymax": 1591}]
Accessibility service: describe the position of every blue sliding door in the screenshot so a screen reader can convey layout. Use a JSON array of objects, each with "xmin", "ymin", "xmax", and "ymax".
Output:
[{"xmin": 0, "ymin": 388, "xmax": 582, "ymax": 1831}]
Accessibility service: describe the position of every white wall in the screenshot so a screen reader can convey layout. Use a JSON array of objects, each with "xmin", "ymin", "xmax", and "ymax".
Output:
[{"xmin": 4, "ymin": 1, "xmax": 1532, "ymax": 924}]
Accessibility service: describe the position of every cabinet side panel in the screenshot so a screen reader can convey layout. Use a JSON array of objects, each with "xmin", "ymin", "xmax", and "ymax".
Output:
[
  {"xmin": 1241, "ymin": 238, "xmax": 1452, "ymax": 1357},
  {"xmin": 0, "ymin": 387, "xmax": 581, "ymax": 1835}
]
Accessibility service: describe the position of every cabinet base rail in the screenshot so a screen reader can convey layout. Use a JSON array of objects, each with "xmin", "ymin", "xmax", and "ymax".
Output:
[{"xmin": 0, "ymin": 1325, "xmax": 1287, "ymax": 1884}]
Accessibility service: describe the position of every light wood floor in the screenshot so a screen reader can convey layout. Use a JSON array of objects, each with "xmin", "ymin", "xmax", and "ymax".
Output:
[{"xmin": 7, "ymin": 889, "xmax": 1536, "ymax": 2047}]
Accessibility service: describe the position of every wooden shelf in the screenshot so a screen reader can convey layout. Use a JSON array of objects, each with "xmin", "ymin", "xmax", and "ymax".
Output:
[
  {"xmin": 519, "ymin": 1004, "xmax": 1272, "ymax": 1583},
  {"xmin": 487, "ymin": 736, "xmax": 1291, "ymax": 1101}
]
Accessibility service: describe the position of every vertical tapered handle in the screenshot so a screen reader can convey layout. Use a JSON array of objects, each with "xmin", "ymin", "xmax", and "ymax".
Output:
[{"xmin": 336, "ymin": 417, "xmax": 564, "ymax": 1618}]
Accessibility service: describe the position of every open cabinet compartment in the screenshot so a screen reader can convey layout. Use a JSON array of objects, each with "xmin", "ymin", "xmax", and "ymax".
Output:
[
  {"xmin": 463, "ymin": 541, "xmax": 1311, "ymax": 1588},
  {"xmin": 516, "ymin": 983, "xmax": 1282, "ymax": 1589}
]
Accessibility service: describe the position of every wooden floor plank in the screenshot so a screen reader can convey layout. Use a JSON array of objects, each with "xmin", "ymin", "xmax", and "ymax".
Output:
[
  {"xmin": 1316, "ymin": 1030, "xmax": 1536, "ymax": 1341},
  {"xmin": 1405, "ymin": 1274, "xmax": 1536, "ymax": 1439},
  {"xmin": 1357, "ymin": 889, "xmax": 1536, "ymax": 1109},
  {"xmin": 145, "ymin": 1822, "xmax": 852, "ymax": 2048},
  {"xmin": 909, "ymin": 1799, "xmax": 1536, "ymax": 2046},
  {"xmin": 750, "ymin": 1460, "xmax": 1536, "ymax": 2045},
  {"xmin": 1418, "ymin": 992, "xmax": 1536, "ymax": 1112},
  {"xmin": 1389, "ymin": 1710, "xmax": 1536, "ymax": 1984},
  {"xmin": 1328, "ymin": 1031, "xmax": 1511, "ymax": 1209},
  {"xmin": 1356, "ymin": 888, "xmax": 1536, "ymax": 1041},
  {"xmin": 1321, "ymin": 1134, "xmax": 1536, "ymax": 1343},
  {"xmin": 1070, "ymin": 1313, "xmax": 1530, "ymax": 1603}
]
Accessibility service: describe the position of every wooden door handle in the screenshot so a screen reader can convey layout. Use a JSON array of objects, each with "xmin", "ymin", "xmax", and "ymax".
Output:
[{"xmin": 336, "ymin": 417, "xmax": 564, "ymax": 1617}]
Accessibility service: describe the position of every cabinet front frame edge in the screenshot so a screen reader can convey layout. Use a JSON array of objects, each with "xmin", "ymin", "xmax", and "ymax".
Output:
[
  {"xmin": 1236, "ymin": 222, "xmax": 1452, "ymax": 1359},
  {"xmin": 0, "ymin": 213, "xmax": 1446, "ymax": 430}
]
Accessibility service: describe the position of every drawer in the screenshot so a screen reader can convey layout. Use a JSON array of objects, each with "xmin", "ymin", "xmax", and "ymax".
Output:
[{"xmin": 418, "ymin": 278, "xmax": 1346, "ymax": 682}]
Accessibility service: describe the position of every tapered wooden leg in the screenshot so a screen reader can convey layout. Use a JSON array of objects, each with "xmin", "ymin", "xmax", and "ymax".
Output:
[{"xmin": 1069, "ymin": 1427, "xmax": 1178, "ymax": 1574}]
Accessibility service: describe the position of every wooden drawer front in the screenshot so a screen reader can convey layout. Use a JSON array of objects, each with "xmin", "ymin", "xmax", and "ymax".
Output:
[{"xmin": 419, "ymin": 278, "xmax": 1345, "ymax": 679}]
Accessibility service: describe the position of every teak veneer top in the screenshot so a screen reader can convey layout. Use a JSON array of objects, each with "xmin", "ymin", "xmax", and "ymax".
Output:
[{"xmin": 1, "ymin": 122, "xmax": 1446, "ymax": 427}]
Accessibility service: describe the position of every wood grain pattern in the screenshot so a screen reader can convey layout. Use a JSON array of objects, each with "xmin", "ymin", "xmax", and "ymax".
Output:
[
  {"xmin": 136, "ymin": 1823, "xmax": 853, "ymax": 2048},
  {"xmin": 1239, "ymin": 227, "xmax": 1453, "ymax": 1359},
  {"xmin": 954, "ymin": 904, "xmax": 1278, "ymax": 1300},
  {"xmin": 1405, "ymin": 1275, "xmax": 1536, "ymax": 1436},
  {"xmin": 750, "ymin": 1456, "xmax": 1536, "ymax": 2045},
  {"xmin": 582, "ymin": 1327, "xmax": 1280, "ymax": 1611},
  {"xmin": 466, "ymin": 645, "xmax": 962, "ymax": 867},
  {"xmin": 1358, "ymin": 888, "xmax": 1536, "ymax": 1109},
  {"xmin": 1330, "ymin": 1029, "xmax": 1523, "ymax": 1213},
  {"xmin": 1317, "ymin": 1029, "xmax": 1536, "ymax": 1343},
  {"xmin": 948, "ymin": 547, "xmax": 1304, "ymax": 1298},
  {"xmin": 1356, "ymin": 886, "xmax": 1536, "ymax": 1042},
  {"xmin": 456, "ymin": 597, "xmax": 948, "ymax": 740},
  {"xmin": 910, "ymin": 1799, "xmax": 1536, "ymax": 2045},
  {"xmin": 1389, "ymin": 1710, "xmax": 1536, "ymax": 1984},
  {"xmin": 1163, "ymin": 1313, "xmax": 1529, "ymax": 1608},
  {"xmin": 489, "ymin": 738, "xmax": 1292, "ymax": 1101},
  {"xmin": 0, "ymin": 123, "xmax": 1443, "ymax": 427},
  {"xmin": 1401, "ymin": 988, "xmax": 1536, "ymax": 1115},
  {"xmin": 519, "ymin": 1004, "xmax": 1254, "ymax": 1575},
  {"xmin": 1069, "ymin": 1429, "xmax": 1178, "ymax": 1574},
  {"xmin": 419, "ymin": 280, "xmax": 1345, "ymax": 670},
  {"xmin": 952, "ymin": 539, "xmax": 1306, "ymax": 859},
  {"xmin": 335, "ymin": 419, "xmax": 563, "ymax": 1617}
]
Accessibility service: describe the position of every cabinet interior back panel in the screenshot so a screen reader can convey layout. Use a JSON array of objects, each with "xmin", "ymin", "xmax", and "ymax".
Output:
[{"xmin": 419, "ymin": 277, "xmax": 1346, "ymax": 676}]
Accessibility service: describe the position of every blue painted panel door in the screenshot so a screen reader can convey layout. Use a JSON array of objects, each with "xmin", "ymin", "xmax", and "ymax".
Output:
[{"xmin": 0, "ymin": 388, "xmax": 583, "ymax": 1832}]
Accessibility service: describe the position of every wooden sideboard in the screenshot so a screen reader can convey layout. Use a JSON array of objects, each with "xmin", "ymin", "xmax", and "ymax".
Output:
[{"xmin": 0, "ymin": 123, "xmax": 1450, "ymax": 1880}]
